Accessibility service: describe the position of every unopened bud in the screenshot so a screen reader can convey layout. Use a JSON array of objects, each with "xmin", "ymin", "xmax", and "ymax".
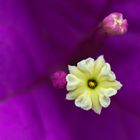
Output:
[
  {"xmin": 102, "ymin": 12, "xmax": 128, "ymax": 35},
  {"xmin": 51, "ymin": 71, "xmax": 67, "ymax": 89}
]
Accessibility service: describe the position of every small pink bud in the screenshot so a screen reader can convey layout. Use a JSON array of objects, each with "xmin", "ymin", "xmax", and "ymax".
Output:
[
  {"xmin": 51, "ymin": 71, "xmax": 67, "ymax": 89},
  {"xmin": 102, "ymin": 12, "xmax": 128, "ymax": 35}
]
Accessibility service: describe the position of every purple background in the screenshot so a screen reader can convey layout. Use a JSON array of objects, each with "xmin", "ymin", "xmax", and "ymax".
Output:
[{"xmin": 0, "ymin": 0, "xmax": 139, "ymax": 140}]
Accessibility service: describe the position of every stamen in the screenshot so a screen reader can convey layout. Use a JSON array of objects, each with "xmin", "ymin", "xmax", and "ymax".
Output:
[{"xmin": 88, "ymin": 80, "xmax": 97, "ymax": 89}]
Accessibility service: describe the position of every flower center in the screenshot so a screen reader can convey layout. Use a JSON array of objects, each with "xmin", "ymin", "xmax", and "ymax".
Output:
[
  {"xmin": 88, "ymin": 79, "xmax": 97, "ymax": 89},
  {"xmin": 114, "ymin": 18, "xmax": 123, "ymax": 26}
]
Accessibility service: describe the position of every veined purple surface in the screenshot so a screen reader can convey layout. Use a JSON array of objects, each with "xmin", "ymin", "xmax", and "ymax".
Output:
[{"xmin": 0, "ymin": 0, "xmax": 139, "ymax": 140}]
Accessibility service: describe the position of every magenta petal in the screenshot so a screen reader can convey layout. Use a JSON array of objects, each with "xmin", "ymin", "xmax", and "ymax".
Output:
[{"xmin": 0, "ymin": 0, "xmax": 139, "ymax": 140}]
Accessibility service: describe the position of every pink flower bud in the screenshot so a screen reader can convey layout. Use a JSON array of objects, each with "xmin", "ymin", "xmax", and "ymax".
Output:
[
  {"xmin": 102, "ymin": 12, "xmax": 128, "ymax": 35},
  {"xmin": 51, "ymin": 71, "xmax": 67, "ymax": 89}
]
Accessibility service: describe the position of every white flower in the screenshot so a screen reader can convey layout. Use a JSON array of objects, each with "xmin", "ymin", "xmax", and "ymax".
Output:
[{"xmin": 66, "ymin": 55, "xmax": 122, "ymax": 114}]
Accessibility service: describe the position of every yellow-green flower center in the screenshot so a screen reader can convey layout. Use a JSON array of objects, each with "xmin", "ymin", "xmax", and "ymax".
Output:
[
  {"xmin": 88, "ymin": 80, "xmax": 97, "ymax": 89},
  {"xmin": 114, "ymin": 18, "xmax": 123, "ymax": 25}
]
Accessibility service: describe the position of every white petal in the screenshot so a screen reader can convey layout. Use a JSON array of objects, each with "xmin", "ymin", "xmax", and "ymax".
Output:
[
  {"xmin": 98, "ymin": 63, "xmax": 116, "ymax": 81},
  {"xmin": 99, "ymin": 88, "xmax": 117, "ymax": 97},
  {"xmin": 66, "ymin": 76, "xmax": 80, "ymax": 90},
  {"xmin": 106, "ymin": 63, "xmax": 111, "ymax": 71},
  {"xmin": 85, "ymin": 57, "xmax": 95, "ymax": 64},
  {"xmin": 85, "ymin": 58, "xmax": 95, "ymax": 75},
  {"xmin": 66, "ymin": 82, "xmax": 80, "ymax": 91},
  {"xmin": 66, "ymin": 92, "xmax": 80, "ymax": 100},
  {"xmin": 66, "ymin": 74, "xmax": 85, "ymax": 91},
  {"xmin": 90, "ymin": 90, "xmax": 102, "ymax": 114},
  {"xmin": 99, "ymin": 81, "xmax": 122, "ymax": 90},
  {"xmin": 75, "ymin": 93, "xmax": 92, "ymax": 110},
  {"xmin": 68, "ymin": 65, "xmax": 85, "ymax": 79},
  {"xmin": 66, "ymin": 93, "xmax": 76, "ymax": 100},
  {"xmin": 99, "ymin": 94, "xmax": 111, "ymax": 108},
  {"xmin": 77, "ymin": 60, "xmax": 87, "ymax": 71},
  {"xmin": 105, "ymin": 63, "xmax": 116, "ymax": 78},
  {"xmin": 92, "ymin": 55, "xmax": 106, "ymax": 78},
  {"xmin": 66, "ymin": 74, "xmax": 78, "ymax": 83},
  {"xmin": 85, "ymin": 57, "xmax": 95, "ymax": 68},
  {"xmin": 66, "ymin": 87, "xmax": 85, "ymax": 100},
  {"xmin": 101, "ymin": 63, "xmax": 110, "ymax": 75},
  {"xmin": 93, "ymin": 106, "xmax": 102, "ymax": 115},
  {"xmin": 95, "ymin": 55, "xmax": 105, "ymax": 70},
  {"xmin": 77, "ymin": 57, "xmax": 94, "ymax": 75}
]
